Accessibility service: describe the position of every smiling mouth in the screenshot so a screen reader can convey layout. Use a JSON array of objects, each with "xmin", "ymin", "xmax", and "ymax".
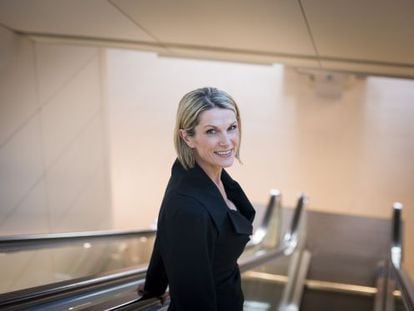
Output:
[{"xmin": 214, "ymin": 150, "xmax": 233, "ymax": 157}]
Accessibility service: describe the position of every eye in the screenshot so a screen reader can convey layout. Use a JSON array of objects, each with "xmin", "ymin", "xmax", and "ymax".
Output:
[
  {"xmin": 228, "ymin": 124, "xmax": 238, "ymax": 131},
  {"xmin": 206, "ymin": 128, "xmax": 216, "ymax": 135}
]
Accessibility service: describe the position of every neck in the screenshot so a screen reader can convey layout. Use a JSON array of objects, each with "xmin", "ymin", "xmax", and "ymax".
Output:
[{"xmin": 196, "ymin": 160, "xmax": 222, "ymax": 185}]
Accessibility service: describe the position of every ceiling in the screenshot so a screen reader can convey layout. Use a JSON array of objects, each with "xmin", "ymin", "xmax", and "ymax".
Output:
[{"xmin": 1, "ymin": 0, "xmax": 414, "ymax": 78}]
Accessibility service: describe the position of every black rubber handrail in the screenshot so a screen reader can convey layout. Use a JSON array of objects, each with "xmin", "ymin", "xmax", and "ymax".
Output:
[{"xmin": 389, "ymin": 202, "xmax": 414, "ymax": 311}]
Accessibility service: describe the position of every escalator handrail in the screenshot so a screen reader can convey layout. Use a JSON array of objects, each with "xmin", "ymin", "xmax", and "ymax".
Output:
[
  {"xmin": 393, "ymin": 268, "xmax": 414, "ymax": 311},
  {"xmin": 0, "ymin": 190, "xmax": 280, "ymax": 252},
  {"xmin": 0, "ymin": 190, "xmax": 276, "ymax": 305},
  {"xmin": 249, "ymin": 189, "xmax": 281, "ymax": 246},
  {"xmin": 0, "ymin": 229, "xmax": 156, "ymax": 252},
  {"xmin": 0, "ymin": 267, "xmax": 147, "ymax": 308},
  {"xmin": 0, "ymin": 191, "xmax": 300, "ymax": 309},
  {"xmin": 389, "ymin": 202, "xmax": 414, "ymax": 311},
  {"xmin": 288, "ymin": 193, "xmax": 306, "ymax": 238},
  {"xmin": 240, "ymin": 193, "xmax": 307, "ymax": 272}
]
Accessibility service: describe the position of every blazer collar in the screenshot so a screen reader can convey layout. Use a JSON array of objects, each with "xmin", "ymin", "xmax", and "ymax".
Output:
[
  {"xmin": 221, "ymin": 169, "xmax": 255, "ymax": 222},
  {"xmin": 171, "ymin": 160, "xmax": 255, "ymax": 229}
]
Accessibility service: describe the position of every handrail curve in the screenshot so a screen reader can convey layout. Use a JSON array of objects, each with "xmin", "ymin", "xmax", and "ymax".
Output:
[{"xmin": 250, "ymin": 189, "xmax": 281, "ymax": 246}]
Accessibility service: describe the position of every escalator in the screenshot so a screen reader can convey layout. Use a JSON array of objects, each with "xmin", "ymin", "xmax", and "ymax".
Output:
[
  {"xmin": 1, "ymin": 193, "xmax": 413, "ymax": 311},
  {"xmin": 241, "ymin": 202, "xmax": 414, "ymax": 311},
  {"xmin": 0, "ymin": 190, "xmax": 289, "ymax": 310},
  {"xmin": 0, "ymin": 229, "xmax": 156, "ymax": 310}
]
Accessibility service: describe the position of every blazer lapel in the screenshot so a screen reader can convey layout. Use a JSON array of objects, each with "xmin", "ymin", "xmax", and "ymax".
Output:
[
  {"xmin": 227, "ymin": 210, "xmax": 253, "ymax": 235},
  {"xmin": 172, "ymin": 160, "xmax": 228, "ymax": 232},
  {"xmin": 171, "ymin": 160, "xmax": 255, "ymax": 232},
  {"xmin": 221, "ymin": 169, "xmax": 255, "ymax": 222}
]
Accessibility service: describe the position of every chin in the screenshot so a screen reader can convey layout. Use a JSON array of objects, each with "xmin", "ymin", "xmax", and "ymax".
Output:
[{"xmin": 218, "ymin": 158, "xmax": 235, "ymax": 168}]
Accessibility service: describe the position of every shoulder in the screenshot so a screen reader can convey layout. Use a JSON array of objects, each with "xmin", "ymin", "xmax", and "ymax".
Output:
[
  {"xmin": 158, "ymin": 193, "xmax": 219, "ymax": 239},
  {"xmin": 162, "ymin": 192, "xmax": 211, "ymax": 221}
]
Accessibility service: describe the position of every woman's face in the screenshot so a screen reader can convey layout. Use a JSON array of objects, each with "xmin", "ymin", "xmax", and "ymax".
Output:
[{"xmin": 182, "ymin": 108, "xmax": 239, "ymax": 174}]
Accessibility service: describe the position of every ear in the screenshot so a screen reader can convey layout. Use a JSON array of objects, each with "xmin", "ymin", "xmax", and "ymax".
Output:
[{"xmin": 179, "ymin": 129, "xmax": 195, "ymax": 148}]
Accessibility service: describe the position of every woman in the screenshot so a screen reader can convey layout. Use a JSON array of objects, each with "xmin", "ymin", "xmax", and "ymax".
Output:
[{"xmin": 140, "ymin": 87, "xmax": 255, "ymax": 310}]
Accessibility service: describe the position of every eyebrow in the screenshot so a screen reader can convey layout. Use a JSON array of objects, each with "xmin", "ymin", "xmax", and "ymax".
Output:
[{"xmin": 202, "ymin": 121, "xmax": 237, "ymax": 128}]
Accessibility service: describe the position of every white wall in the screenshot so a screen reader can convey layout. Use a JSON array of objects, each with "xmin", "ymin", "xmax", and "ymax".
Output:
[
  {"xmin": 0, "ymin": 27, "xmax": 114, "ymax": 293},
  {"xmin": 0, "ymin": 26, "xmax": 112, "ymax": 236},
  {"xmin": 105, "ymin": 50, "xmax": 414, "ymax": 267},
  {"xmin": 2, "ymin": 32, "xmax": 413, "ymax": 286}
]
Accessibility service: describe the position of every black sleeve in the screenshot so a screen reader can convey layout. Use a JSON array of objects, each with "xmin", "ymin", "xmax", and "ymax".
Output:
[
  {"xmin": 163, "ymin": 195, "xmax": 218, "ymax": 311},
  {"xmin": 142, "ymin": 234, "xmax": 169, "ymax": 298}
]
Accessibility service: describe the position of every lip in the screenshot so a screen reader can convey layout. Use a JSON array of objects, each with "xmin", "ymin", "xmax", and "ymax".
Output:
[{"xmin": 214, "ymin": 150, "xmax": 233, "ymax": 156}]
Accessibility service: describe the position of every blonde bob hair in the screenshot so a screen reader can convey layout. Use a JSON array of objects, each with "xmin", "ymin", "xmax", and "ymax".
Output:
[{"xmin": 174, "ymin": 87, "xmax": 241, "ymax": 170}]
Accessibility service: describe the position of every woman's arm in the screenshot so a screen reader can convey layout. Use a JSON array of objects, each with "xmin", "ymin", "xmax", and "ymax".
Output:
[
  {"xmin": 163, "ymin": 195, "xmax": 218, "ymax": 311},
  {"xmin": 142, "ymin": 235, "xmax": 169, "ymax": 299}
]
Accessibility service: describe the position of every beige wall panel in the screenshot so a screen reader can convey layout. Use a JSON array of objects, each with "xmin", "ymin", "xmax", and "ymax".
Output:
[
  {"xmin": 35, "ymin": 42, "xmax": 97, "ymax": 103},
  {"xmin": 46, "ymin": 114, "xmax": 105, "ymax": 230},
  {"xmin": 0, "ymin": 29, "xmax": 111, "ymax": 239},
  {"xmin": 57, "ymin": 160, "xmax": 111, "ymax": 232},
  {"xmin": 303, "ymin": 0, "xmax": 414, "ymax": 64},
  {"xmin": 0, "ymin": 181, "xmax": 48, "ymax": 235},
  {"xmin": 283, "ymin": 73, "xmax": 367, "ymax": 215},
  {"xmin": 0, "ymin": 27, "xmax": 38, "ymax": 146},
  {"xmin": 113, "ymin": 0, "xmax": 315, "ymax": 55},
  {"xmin": 224, "ymin": 65, "xmax": 301, "ymax": 206},
  {"xmin": 354, "ymin": 77, "xmax": 414, "ymax": 215},
  {"xmin": 0, "ymin": 115, "xmax": 43, "ymax": 225},
  {"xmin": 0, "ymin": 0, "xmax": 155, "ymax": 42},
  {"xmin": 41, "ymin": 55, "xmax": 101, "ymax": 166},
  {"xmin": 106, "ymin": 50, "xmax": 177, "ymax": 230}
]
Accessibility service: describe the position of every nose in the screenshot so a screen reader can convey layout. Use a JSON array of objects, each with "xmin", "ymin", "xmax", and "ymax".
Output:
[{"xmin": 219, "ymin": 132, "xmax": 231, "ymax": 146}]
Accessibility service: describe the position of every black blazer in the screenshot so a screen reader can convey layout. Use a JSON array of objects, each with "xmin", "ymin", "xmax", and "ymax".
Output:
[{"xmin": 143, "ymin": 159, "xmax": 255, "ymax": 311}]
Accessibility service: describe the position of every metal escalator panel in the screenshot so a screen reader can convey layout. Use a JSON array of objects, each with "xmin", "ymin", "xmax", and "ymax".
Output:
[
  {"xmin": 300, "ymin": 288, "xmax": 374, "ymax": 311},
  {"xmin": 240, "ymin": 195, "xmax": 309, "ymax": 311},
  {"xmin": 241, "ymin": 247, "xmax": 311, "ymax": 311},
  {"xmin": 0, "ymin": 191, "xmax": 304, "ymax": 311},
  {"xmin": 0, "ymin": 230, "xmax": 155, "ymax": 308},
  {"xmin": 242, "ymin": 252, "xmax": 292, "ymax": 310}
]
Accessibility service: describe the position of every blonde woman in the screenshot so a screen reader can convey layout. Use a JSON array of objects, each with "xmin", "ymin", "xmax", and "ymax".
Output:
[{"xmin": 140, "ymin": 87, "xmax": 255, "ymax": 311}]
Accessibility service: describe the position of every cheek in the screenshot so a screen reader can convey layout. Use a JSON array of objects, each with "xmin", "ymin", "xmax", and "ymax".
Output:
[
  {"xmin": 197, "ymin": 137, "xmax": 217, "ymax": 152},
  {"xmin": 230, "ymin": 132, "xmax": 240, "ymax": 144}
]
